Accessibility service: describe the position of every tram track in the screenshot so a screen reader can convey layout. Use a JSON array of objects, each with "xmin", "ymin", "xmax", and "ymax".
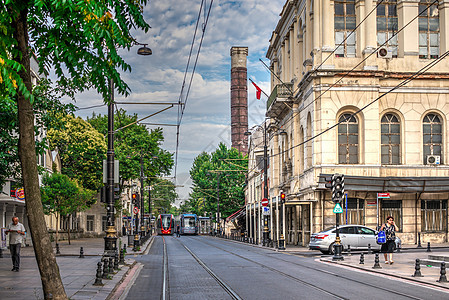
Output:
[
  {"xmin": 174, "ymin": 236, "xmax": 243, "ymax": 300},
  {"xmin": 191, "ymin": 236, "xmax": 427, "ymax": 300},
  {"xmin": 161, "ymin": 236, "xmax": 169, "ymax": 300}
]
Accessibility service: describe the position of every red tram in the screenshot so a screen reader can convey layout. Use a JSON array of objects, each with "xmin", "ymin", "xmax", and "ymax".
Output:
[{"xmin": 156, "ymin": 214, "xmax": 174, "ymax": 235}]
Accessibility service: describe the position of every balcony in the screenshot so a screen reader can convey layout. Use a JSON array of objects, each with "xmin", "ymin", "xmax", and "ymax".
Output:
[{"xmin": 267, "ymin": 83, "xmax": 293, "ymax": 114}]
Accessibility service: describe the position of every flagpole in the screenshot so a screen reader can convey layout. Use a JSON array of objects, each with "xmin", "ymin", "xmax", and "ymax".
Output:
[{"xmin": 248, "ymin": 78, "xmax": 270, "ymax": 98}]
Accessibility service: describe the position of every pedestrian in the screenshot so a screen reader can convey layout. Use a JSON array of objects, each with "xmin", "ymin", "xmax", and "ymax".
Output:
[
  {"xmin": 380, "ymin": 216, "xmax": 399, "ymax": 264},
  {"xmin": 176, "ymin": 224, "xmax": 180, "ymax": 237},
  {"xmin": 6, "ymin": 216, "xmax": 26, "ymax": 272}
]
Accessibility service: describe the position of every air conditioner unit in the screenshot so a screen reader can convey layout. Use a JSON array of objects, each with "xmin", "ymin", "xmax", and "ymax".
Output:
[
  {"xmin": 427, "ymin": 155, "xmax": 441, "ymax": 165},
  {"xmin": 377, "ymin": 46, "xmax": 392, "ymax": 59}
]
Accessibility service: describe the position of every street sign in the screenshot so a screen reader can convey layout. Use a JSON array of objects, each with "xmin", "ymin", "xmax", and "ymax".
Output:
[
  {"xmin": 15, "ymin": 188, "xmax": 25, "ymax": 202},
  {"xmin": 377, "ymin": 193, "xmax": 390, "ymax": 198},
  {"xmin": 261, "ymin": 198, "xmax": 269, "ymax": 207},
  {"xmin": 133, "ymin": 207, "xmax": 140, "ymax": 214},
  {"xmin": 263, "ymin": 207, "xmax": 270, "ymax": 216},
  {"xmin": 333, "ymin": 203, "xmax": 343, "ymax": 214}
]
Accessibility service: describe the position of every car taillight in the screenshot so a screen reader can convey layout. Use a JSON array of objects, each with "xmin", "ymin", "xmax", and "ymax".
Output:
[{"xmin": 315, "ymin": 234, "xmax": 328, "ymax": 239}]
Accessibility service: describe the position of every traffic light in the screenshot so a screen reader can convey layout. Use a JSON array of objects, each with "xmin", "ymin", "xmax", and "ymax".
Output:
[
  {"xmin": 132, "ymin": 193, "xmax": 137, "ymax": 204},
  {"xmin": 331, "ymin": 173, "xmax": 344, "ymax": 203},
  {"xmin": 280, "ymin": 192, "xmax": 286, "ymax": 204},
  {"xmin": 324, "ymin": 176, "xmax": 332, "ymax": 189}
]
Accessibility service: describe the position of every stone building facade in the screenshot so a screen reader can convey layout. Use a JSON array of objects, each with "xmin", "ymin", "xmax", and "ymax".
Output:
[{"xmin": 246, "ymin": 0, "xmax": 449, "ymax": 248}]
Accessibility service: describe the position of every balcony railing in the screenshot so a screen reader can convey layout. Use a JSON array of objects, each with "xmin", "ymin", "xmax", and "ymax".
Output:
[{"xmin": 267, "ymin": 83, "xmax": 293, "ymax": 110}]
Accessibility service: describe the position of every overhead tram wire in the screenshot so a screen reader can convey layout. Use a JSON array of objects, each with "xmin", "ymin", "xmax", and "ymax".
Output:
[
  {"xmin": 262, "ymin": 0, "xmax": 439, "ymax": 130},
  {"xmin": 174, "ymin": 0, "xmax": 214, "ymax": 181},
  {"xmin": 272, "ymin": 50, "xmax": 449, "ymax": 160}
]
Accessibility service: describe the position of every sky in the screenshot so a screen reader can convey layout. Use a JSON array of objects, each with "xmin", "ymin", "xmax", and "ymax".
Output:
[{"xmin": 71, "ymin": 0, "xmax": 286, "ymax": 203}]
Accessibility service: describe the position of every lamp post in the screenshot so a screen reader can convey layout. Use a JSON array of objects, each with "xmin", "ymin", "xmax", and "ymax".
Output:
[
  {"xmin": 104, "ymin": 43, "xmax": 152, "ymax": 255},
  {"xmin": 140, "ymin": 152, "xmax": 145, "ymax": 238}
]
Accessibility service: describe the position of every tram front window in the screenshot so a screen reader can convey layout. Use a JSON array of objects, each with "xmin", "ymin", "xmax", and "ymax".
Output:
[
  {"xmin": 184, "ymin": 217, "xmax": 196, "ymax": 228},
  {"xmin": 162, "ymin": 216, "xmax": 170, "ymax": 228}
]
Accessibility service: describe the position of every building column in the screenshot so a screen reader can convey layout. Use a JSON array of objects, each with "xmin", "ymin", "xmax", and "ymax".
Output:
[
  {"xmin": 364, "ymin": 0, "xmax": 378, "ymax": 68},
  {"xmin": 440, "ymin": 0, "xmax": 449, "ymax": 53},
  {"xmin": 312, "ymin": 0, "xmax": 321, "ymax": 64},
  {"xmin": 321, "ymin": 0, "xmax": 335, "ymax": 68},
  {"xmin": 398, "ymin": 0, "xmax": 419, "ymax": 57}
]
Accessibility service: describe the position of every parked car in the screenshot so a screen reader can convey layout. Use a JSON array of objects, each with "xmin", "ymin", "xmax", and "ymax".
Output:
[{"xmin": 309, "ymin": 224, "xmax": 401, "ymax": 254}]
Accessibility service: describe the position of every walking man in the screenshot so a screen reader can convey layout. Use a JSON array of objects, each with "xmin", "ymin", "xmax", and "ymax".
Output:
[{"xmin": 6, "ymin": 216, "xmax": 26, "ymax": 271}]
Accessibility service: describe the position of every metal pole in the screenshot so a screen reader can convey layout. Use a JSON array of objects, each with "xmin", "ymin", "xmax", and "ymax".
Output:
[
  {"xmin": 263, "ymin": 121, "xmax": 269, "ymax": 247},
  {"xmin": 104, "ymin": 78, "xmax": 117, "ymax": 255},
  {"xmin": 149, "ymin": 187, "xmax": 152, "ymax": 234},
  {"xmin": 333, "ymin": 208, "xmax": 344, "ymax": 260},
  {"xmin": 140, "ymin": 153, "xmax": 145, "ymax": 237},
  {"xmin": 217, "ymin": 173, "xmax": 220, "ymax": 235}
]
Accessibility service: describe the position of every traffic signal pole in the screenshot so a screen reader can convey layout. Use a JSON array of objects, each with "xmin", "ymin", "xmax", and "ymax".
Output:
[
  {"xmin": 262, "ymin": 121, "xmax": 269, "ymax": 247},
  {"xmin": 332, "ymin": 174, "xmax": 344, "ymax": 261}
]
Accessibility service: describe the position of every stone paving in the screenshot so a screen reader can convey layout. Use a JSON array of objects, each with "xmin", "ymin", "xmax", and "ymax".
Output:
[{"xmin": 0, "ymin": 235, "xmax": 152, "ymax": 300}]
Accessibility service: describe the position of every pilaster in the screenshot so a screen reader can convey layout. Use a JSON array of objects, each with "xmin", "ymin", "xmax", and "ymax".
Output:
[
  {"xmin": 439, "ymin": 0, "xmax": 449, "ymax": 53},
  {"xmin": 398, "ymin": 0, "xmax": 419, "ymax": 57}
]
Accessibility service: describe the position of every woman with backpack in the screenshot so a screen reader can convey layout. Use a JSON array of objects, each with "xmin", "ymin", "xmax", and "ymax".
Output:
[{"xmin": 380, "ymin": 216, "xmax": 399, "ymax": 264}]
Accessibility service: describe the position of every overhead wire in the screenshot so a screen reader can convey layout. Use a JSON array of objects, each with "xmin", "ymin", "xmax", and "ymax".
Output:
[{"xmin": 174, "ymin": 0, "xmax": 214, "ymax": 182}]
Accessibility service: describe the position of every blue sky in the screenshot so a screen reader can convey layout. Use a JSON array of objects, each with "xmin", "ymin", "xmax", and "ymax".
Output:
[{"xmin": 71, "ymin": 0, "xmax": 285, "ymax": 202}]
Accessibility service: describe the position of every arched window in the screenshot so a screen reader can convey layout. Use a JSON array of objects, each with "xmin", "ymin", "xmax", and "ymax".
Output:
[
  {"xmin": 423, "ymin": 113, "xmax": 443, "ymax": 164},
  {"xmin": 377, "ymin": 0, "xmax": 398, "ymax": 57},
  {"xmin": 335, "ymin": 0, "xmax": 356, "ymax": 57},
  {"xmin": 381, "ymin": 113, "xmax": 401, "ymax": 164},
  {"xmin": 338, "ymin": 113, "xmax": 358, "ymax": 164},
  {"xmin": 419, "ymin": 0, "xmax": 439, "ymax": 59}
]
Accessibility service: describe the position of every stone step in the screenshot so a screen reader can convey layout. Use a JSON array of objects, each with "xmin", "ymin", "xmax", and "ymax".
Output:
[{"xmin": 428, "ymin": 255, "xmax": 449, "ymax": 262}]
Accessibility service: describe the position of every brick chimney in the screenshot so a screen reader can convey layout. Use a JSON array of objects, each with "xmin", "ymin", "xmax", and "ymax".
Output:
[{"xmin": 230, "ymin": 46, "xmax": 248, "ymax": 155}]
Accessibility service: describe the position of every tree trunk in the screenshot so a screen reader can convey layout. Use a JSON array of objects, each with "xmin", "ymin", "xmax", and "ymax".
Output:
[
  {"xmin": 56, "ymin": 213, "xmax": 59, "ymax": 245},
  {"xmin": 67, "ymin": 215, "xmax": 71, "ymax": 245},
  {"xmin": 12, "ymin": 4, "xmax": 68, "ymax": 300}
]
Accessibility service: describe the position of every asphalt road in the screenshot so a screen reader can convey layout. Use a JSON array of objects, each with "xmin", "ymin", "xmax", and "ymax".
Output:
[{"xmin": 125, "ymin": 235, "xmax": 449, "ymax": 300}]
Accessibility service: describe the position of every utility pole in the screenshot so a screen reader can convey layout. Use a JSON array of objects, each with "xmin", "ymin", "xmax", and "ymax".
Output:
[{"xmin": 262, "ymin": 121, "xmax": 269, "ymax": 246}]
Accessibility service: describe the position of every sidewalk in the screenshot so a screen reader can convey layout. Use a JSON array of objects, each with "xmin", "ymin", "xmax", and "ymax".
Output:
[
  {"xmin": 320, "ymin": 249, "xmax": 449, "ymax": 290},
  {"xmin": 0, "ymin": 234, "xmax": 153, "ymax": 299}
]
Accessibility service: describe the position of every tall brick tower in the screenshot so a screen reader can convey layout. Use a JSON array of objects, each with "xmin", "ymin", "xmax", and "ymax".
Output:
[{"xmin": 230, "ymin": 46, "xmax": 248, "ymax": 155}]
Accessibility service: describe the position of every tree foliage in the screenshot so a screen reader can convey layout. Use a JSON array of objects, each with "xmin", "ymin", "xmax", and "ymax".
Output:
[
  {"xmin": 0, "ymin": 79, "xmax": 75, "ymax": 186},
  {"xmin": 150, "ymin": 178, "xmax": 178, "ymax": 215},
  {"xmin": 88, "ymin": 109, "xmax": 174, "ymax": 187},
  {"xmin": 187, "ymin": 143, "xmax": 247, "ymax": 220},
  {"xmin": 48, "ymin": 115, "xmax": 106, "ymax": 192},
  {"xmin": 41, "ymin": 172, "xmax": 94, "ymax": 216}
]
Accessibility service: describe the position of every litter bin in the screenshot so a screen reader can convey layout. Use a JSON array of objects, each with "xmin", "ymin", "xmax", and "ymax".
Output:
[{"xmin": 128, "ymin": 234, "xmax": 135, "ymax": 246}]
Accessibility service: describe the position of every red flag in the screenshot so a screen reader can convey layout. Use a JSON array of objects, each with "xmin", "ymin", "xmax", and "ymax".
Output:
[{"xmin": 251, "ymin": 81, "xmax": 262, "ymax": 100}]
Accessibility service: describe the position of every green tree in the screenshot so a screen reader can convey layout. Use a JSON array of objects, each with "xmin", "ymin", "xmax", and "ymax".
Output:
[
  {"xmin": 48, "ymin": 115, "xmax": 106, "ymax": 192},
  {"xmin": 1, "ymin": 1, "xmax": 150, "ymax": 297},
  {"xmin": 40, "ymin": 173, "xmax": 94, "ymax": 245},
  {"xmin": 188, "ymin": 143, "xmax": 247, "ymax": 222},
  {"xmin": 150, "ymin": 178, "xmax": 178, "ymax": 215}
]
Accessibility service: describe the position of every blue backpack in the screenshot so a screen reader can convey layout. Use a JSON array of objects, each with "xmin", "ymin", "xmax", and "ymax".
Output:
[{"xmin": 377, "ymin": 230, "xmax": 386, "ymax": 244}]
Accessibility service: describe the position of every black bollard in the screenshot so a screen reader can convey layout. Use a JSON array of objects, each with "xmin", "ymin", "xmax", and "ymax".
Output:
[
  {"xmin": 347, "ymin": 245, "xmax": 351, "ymax": 256},
  {"xmin": 109, "ymin": 257, "xmax": 114, "ymax": 274},
  {"xmin": 0, "ymin": 248, "xmax": 3, "ymax": 258},
  {"xmin": 417, "ymin": 232, "xmax": 422, "ymax": 248},
  {"xmin": 79, "ymin": 247, "xmax": 85, "ymax": 258},
  {"xmin": 427, "ymin": 242, "xmax": 431, "ymax": 252},
  {"xmin": 124, "ymin": 244, "xmax": 127, "ymax": 253},
  {"xmin": 93, "ymin": 262, "xmax": 103, "ymax": 286},
  {"xmin": 437, "ymin": 262, "xmax": 448, "ymax": 283},
  {"xmin": 55, "ymin": 243, "xmax": 61, "ymax": 255},
  {"xmin": 102, "ymin": 258, "xmax": 109, "ymax": 279},
  {"xmin": 412, "ymin": 259, "xmax": 423, "ymax": 277},
  {"xmin": 372, "ymin": 253, "xmax": 382, "ymax": 269},
  {"xmin": 359, "ymin": 253, "xmax": 365, "ymax": 265},
  {"xmin": 119, "ymin": 247, "xmax": 125, "ymax": 264},
  {"xmin": 114, "ymin": 252, "xmax": 119, "ymax": 270},
  {"xmin": 368, "ymin": 243, "xmax": 372, "ymax": 254}
]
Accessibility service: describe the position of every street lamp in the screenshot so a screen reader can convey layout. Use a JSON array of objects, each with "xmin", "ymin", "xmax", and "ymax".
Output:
[{"xmin": 104, "ymin": 44, "xmax": 152, "ymax": 256}]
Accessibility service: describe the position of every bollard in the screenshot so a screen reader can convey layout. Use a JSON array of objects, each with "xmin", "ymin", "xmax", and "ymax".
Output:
[
  {"xmin": 372, "ymin": 253, "xmax": 382, "ymax": 269},
  {"xmin": 114, "ymin": 252, "xmax": 119, "ymax": 270},
  {"xmin": 55, "ymin": 243, "xmax": 61, "ymax": 255},
  {"xmin": 109, "ymin": 257, "xmax": 114, "ymax": 274},
  {"xmin": 347, "ymin": 245, "xmax": 351, "ymax": 256},
  {"xmin": 437, "ymin": 262, "xmax": 448, "ymax": 283},
  {"xmin": 427, "ymin": 242, "xmax": 431, "ymax": 252},
  {"xmin": 412, "ymin": 259, "xmax": 423, "ymax": 277},
  {"xmin": 102, "ymin": 258, "xmax": 109, "ymax": 279},
  {"xmin": 93, "ymin": 262, "xmax": 103, "ymax": 286},
  {"xmin": 368, "ymin": 243, "xmax": 372, "ymax": 254},
  {"xmin": 79, "ymin": 247, "xmax": 85, "ymax": 258},
  {"xmin": 0, "ymin": 248, "xmax": 3, "ymax": 258},
  {"xmin": 119, "ymin": 247, "xmax": 125, "ymax": 264},
  {"xmin": 359, "ymin": 253, "xmax": 365, "ymax": 265},
  {"xmin": 417, "ymin": 232, "xmax": 422, "ymax": 248}
]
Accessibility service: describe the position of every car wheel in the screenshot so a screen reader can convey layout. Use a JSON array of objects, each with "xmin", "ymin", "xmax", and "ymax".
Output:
[{"xmin": 328, "ymin": 243, "xmax": 335, "ymax": 255}]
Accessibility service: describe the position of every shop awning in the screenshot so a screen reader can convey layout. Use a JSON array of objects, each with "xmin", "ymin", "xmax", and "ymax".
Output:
[
  {"xmin": 226, "ymin": 208, "xmax": 246, "ymax": 222},
  {"xmin": 318, "ymin": 173, "xmax": 449, "ymax": 193}
]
